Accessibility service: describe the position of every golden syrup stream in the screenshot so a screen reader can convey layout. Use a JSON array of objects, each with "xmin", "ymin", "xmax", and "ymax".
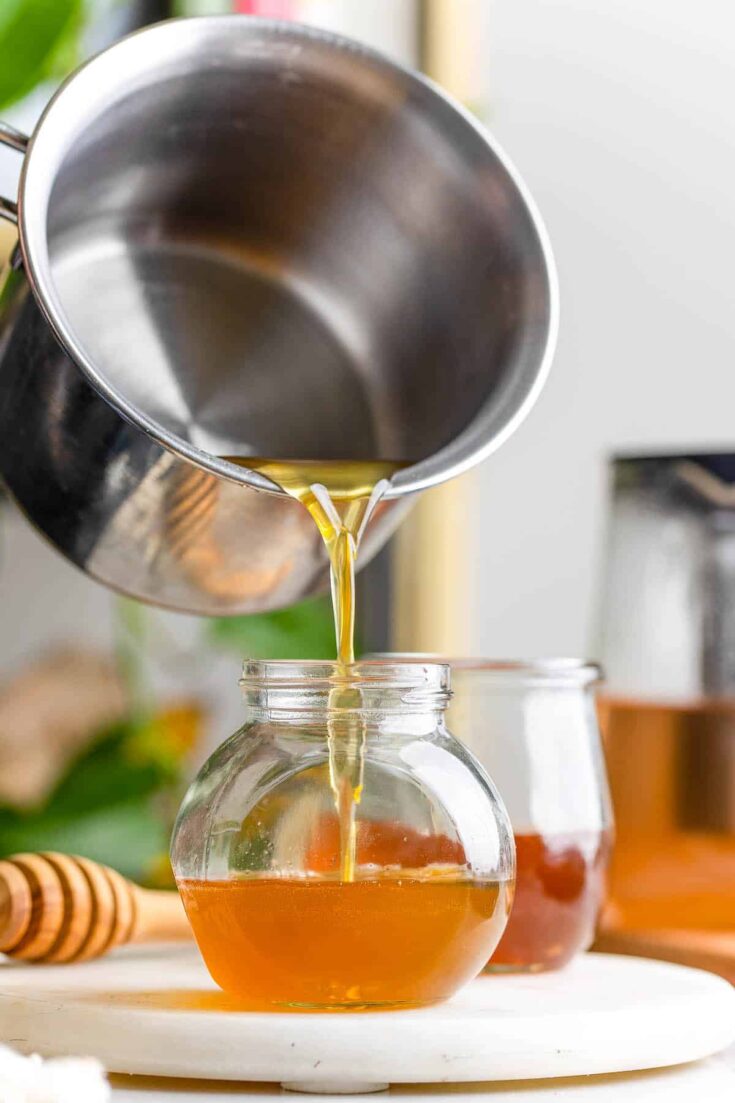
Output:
[{"xmin": 225, "ymin": 458, "xmax": 403, "ymax": 881}]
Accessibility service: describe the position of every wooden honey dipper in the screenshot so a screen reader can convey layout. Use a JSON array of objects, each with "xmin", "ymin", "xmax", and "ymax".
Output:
[{"xmin": 0, "ymin": 852, "xmax": 192, "ymax": 963}]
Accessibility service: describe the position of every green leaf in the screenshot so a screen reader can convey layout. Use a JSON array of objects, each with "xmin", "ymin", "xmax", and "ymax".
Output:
[
  {"xmin": 0, "ymin": 262, "xmax": 23, "ymax": 319},
  {"xmin": 208, "ymin": 595, "xmax": 342, "ymax": 660},
  {"xmin": 0, "ymin": 0, "xmax": 85, "ymax": 111},
  {"xmin": 0, "ymin": 716, "xmax": 183, "ymax": 882},
  {"xmin": 0, "ymin": 798, "xmax": 167, "ymax": 881},
  {"xmin": 45, "ymin": 721, "xmax": 170, "ymax": 818}
]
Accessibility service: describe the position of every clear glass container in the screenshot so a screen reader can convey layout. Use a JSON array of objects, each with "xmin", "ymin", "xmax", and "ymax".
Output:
[
  {"xmin": 373, "ymin": 656, "xmax": 613, "ymax": 972},
  {"xmin": 597, "ymin": 453, "xmax": 735, "ymax": 932},
  {"xmin": 450, "ymin": 660, "xmax": 612, "ymax": 972},
  {"xmin": 170, "ymin": 660, "xmax": 514, "ymax": 1010}
]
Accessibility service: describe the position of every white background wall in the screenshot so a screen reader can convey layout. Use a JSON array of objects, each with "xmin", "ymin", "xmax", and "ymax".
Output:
[
  {"xmin": 301, "ymin": 0, "xmax": 418, "ymax": 61},
  {"xmin": 304, "ymin": 0, "xmax": 735, "ymax": 662},
  {"xmin": 463, "ymin": 0, "xmax": 735, "ymax": 659}
]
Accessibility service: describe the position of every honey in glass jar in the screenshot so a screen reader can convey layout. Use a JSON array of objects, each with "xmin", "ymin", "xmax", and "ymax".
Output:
[{"xmin": 171, "ymin": 661, "xmax": 515, "ymax": 1009}]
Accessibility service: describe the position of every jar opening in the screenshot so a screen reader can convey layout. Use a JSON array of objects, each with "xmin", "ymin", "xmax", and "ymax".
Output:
[{"xmin": 240, "ymin": 659, "xmax": 451, "ymax": 716}]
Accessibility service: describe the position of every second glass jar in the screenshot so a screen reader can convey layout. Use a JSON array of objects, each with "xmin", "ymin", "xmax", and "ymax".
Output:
[
  {"xmin": 374, "ymin": 657, "xmax": 614, "ymax": 972},
  {"xmin": 450, "ymin": 661, "xmax": 613, "ymax": 971}
]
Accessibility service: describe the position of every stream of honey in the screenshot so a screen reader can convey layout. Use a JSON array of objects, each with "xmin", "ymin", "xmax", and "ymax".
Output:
[
  {"xmin": 226, "ymin": 458, "xmax": 401, "ymax": 882},
  {"xmin": 230, "ymin": 459, "xmax": 401, "ymax": 665},
  {"xmin": 179, "ymin": 457, "xmax": 513, "ymax": 1006}
]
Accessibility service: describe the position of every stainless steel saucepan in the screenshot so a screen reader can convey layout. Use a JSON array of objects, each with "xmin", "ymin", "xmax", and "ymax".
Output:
[{"xmin": 0, "ymin": 16, "xmax": 557, "ymax": 615}]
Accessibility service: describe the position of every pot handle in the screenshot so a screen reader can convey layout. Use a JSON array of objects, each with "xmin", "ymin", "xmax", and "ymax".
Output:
[{"xmin": 0, "ymin": 123, "xmax": 29, "ymax": 226}]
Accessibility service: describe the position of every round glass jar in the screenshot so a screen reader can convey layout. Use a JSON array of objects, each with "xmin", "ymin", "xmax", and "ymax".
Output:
[{"xmin": 171, "ymin": 660, "xmax": 514, "ymax": 1010}]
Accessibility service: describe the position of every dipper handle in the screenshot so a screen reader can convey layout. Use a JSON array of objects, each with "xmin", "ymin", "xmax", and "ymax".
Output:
[{"xmin": 0, "ymin": 852, "xmax": 191, "ymax": 963}]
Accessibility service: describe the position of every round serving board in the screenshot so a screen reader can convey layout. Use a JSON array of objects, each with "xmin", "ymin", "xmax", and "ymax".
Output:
[{"xmin": 1, "ymin": 944, "xmax": 734, "ymax": 1093}]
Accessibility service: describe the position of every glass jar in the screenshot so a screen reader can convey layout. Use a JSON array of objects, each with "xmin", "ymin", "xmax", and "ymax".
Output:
[
  {"xmin": 170, "ymin": 660, "xmax": 514, "ymax": 1010},
  {"xmin": 372, "ymin": 656, "xmax": 613, "ymax": 972},
  {"xmin": 597, "ymin": 453, "xmax": 735, "ymax": 932},
  {"xmin": 449, "ymin": 660, "xmax": 613, "ymax": 972}
]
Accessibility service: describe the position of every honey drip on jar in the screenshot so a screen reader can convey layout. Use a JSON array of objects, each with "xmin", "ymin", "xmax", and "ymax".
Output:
[{"xmin": 224, "ymin": 458, "xmax": 402, "ymax": 881}]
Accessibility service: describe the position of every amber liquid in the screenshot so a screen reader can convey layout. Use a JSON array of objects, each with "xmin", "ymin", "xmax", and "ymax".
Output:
[
  {"xmin": 489, "ymin": 830, "xmax": 611, "ymax": 971},
  {"xmin": 227, "ymin": 458, "xmax": 401, "ymax": 665},
  {"xmin": 179, "ymin": 874, "xmax": 511, "ymax": 1009},
  {"xmin": 226, "ymin": 458, "xmax": 402, "ymax": 882},
  {"xmin": 599, "ymin": 695, "xmax": 735, "ymax": 931},
  {"xmin": 302, "ymin": 812, "xmax": 469, "ymax": 873}
]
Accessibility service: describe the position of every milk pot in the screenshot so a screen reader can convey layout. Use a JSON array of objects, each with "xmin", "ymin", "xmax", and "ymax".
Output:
[{"xmin": 0, "ymin": 17, "xmax": 556, "ymax": 615}]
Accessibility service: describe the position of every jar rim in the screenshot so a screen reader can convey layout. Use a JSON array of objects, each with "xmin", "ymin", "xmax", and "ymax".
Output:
[
  {"xmin": 367, "ymin": 654, "xmax": 601, "ymax": 686},
  {"xmin": 239, "ymin": 659, "xmax": 451, "ymax": 715},
  {"xmin": 241, "ymin": 658, "xmax": 449, "ymax": 687}
]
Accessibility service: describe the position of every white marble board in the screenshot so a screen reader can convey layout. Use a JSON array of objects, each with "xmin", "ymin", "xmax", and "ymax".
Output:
[{"xmin": 1, "ymin": 944, "xmax": 734, "ymax": 1093}]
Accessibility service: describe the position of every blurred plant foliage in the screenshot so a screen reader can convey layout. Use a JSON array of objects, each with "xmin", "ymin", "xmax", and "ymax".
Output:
[
  {"xmin": 0, "ymin": 0, "xmax": 86, "ymax": 111},
  {"xmin": 0, "ymin": 595, "xmax": 340, "ymax": 883},
  {"xmin": 0, "ymin": 705, "xmax": 199, "ymax": 884},
  {"xmin": 208, "ymin": 594, "xmax": 342, "ymax": 660}
]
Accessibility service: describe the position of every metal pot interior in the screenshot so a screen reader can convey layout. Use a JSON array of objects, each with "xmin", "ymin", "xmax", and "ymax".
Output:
[{"xmin": 22, "ymin": 17, "xmax": 555, "ymax": 496}]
